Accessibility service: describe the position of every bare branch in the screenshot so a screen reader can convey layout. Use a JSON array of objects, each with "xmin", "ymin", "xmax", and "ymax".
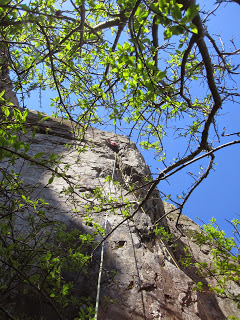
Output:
[
  {"xmin": 176, "ymin": 153, "xmax": 215, "ymax": 226},
  {"xmin": 180, "ymin": 34, "xmax": 197, "ymax": 107},
  {"xmin": 152, "ymin": 15, "xmax": 159, "ymax": 68}
]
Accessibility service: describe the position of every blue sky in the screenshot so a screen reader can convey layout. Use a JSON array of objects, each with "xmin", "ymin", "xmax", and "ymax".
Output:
[
  {"xmin": 179, "ymin": 1, "xmax": 240, "ymax": 234},
  {"xmin": 22, "ymin": 1, "xmax": 240, "ymax": 238}
]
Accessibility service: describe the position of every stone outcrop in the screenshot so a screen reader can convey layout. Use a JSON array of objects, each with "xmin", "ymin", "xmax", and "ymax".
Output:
[
  {"xmin": 1, "ymin": 110, "xmax": 239, "ymax": 319},
  {"xmin": 165, "ymin": 203, "xmax": 240, "ymax": 320},
  {"xmin": 0, "ymin": 44, "xmax": 19, "ymax": 107}
]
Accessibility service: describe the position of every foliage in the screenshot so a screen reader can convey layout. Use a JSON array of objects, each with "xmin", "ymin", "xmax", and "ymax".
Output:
[
  {"xmin": 0, "ymin": 0, "xmax": 239, "ymax": 210},
  {"xmin": 0, "ymin": 105, "xmax": 97, "ymax": 318},
  {"xmin": 157, "ymin": 215, "xmax": 240, "ymax": 313},
  {"xmin": 193, "ymin": 218, "xmax": 240, "ymax": 308},
  {"xmin": 0, "ymin": 0, "xmax": 240, "ymax": 318}
]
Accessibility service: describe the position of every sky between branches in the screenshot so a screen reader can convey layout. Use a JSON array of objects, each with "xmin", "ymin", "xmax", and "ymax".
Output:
[{"xmin": 20, "ymin": 0, "xmax": 240, "ymax": 237}]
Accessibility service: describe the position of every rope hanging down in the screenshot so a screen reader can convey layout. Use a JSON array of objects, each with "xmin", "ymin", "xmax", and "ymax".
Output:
[
  {"xmin": 94, "ymin": 148, "xmax": 117, "ymax": 320},
  {"xmin": 115, "ymin": 153, "xmax": 180, "ymax": 270},
  {"xmin": 94, "ymin": 139, "xmax": 210, "ymax": 320},
  {"xmin": 95, "ymin": 139, "xmax": 179, "ymax": 320},
  {"xmin": 116, "ymin": 153, "xmax": 212, "ymax": 319}
]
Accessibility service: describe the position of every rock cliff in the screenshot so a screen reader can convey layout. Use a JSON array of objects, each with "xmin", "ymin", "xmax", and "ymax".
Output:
[{"xmin": 1, "ymin": 109, "xmax": 239, "ymax": 320}]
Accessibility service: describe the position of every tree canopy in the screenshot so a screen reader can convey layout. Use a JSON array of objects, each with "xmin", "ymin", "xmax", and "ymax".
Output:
[{"xmin": 1, "ymin": 0, "xmax": 240, "ymax": 214}]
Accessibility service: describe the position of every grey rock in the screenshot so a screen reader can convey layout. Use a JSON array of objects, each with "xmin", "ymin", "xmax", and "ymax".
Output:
[{"xmin": 1, "ymin": 109, "xmax": 239, "ymax": 319}]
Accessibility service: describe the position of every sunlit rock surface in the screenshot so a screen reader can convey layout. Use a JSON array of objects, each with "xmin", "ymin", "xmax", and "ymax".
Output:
[{"xmin": 2, "ymin": 109, "xmax": 239, "ymax": 319}]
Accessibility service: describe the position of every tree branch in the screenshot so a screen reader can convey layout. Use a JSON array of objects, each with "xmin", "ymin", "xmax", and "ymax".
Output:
[
  {"xmin": 180, "ymin": 34, "xmax": 197, "ymax": 107},
  {"xmin": 176, "ymin": 152, "xmax": 215, "ymax": 226}
]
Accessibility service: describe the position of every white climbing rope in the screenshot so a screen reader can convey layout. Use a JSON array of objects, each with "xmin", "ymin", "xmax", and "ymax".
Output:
[
  {"xmin": 94, "ymin": 151, "xmax": 211, "ymax": 320},
  {"xmin": 116, "ymin": 153, "xmax": 180, "ymax": 269},
  {"xmin": 116, "ymin": 155, "xmax": 213, "ymax": 319},
  {"xmin": 94, "ymin": 152, "xmax": 117, "ymax": 320}
]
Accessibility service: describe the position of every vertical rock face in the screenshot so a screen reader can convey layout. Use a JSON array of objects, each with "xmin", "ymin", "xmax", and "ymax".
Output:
[
  {"xmin": 0, "ymin": 44, "xmax": 19, "ymax": 107},
  {"xmin": 165, "ymin": 203, "xmax": 240, "ymax": 320},
  {"xmin": 1, "ymin": 110, "xmax": 239, "ymax": 320}
]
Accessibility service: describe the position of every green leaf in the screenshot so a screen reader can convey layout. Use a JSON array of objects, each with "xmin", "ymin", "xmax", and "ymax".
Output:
[
  {"xmin": 3, "ymin": 106, "xmax": 10, "ymax": 117},
  {"xmin": 164, "ymin": 26, "xmax": 184, "ymax": 39},
  {"xmin": 34, "ymin": 152, "xmax": 45, "ymax": 159},
  {"xmin": 164, "ymin": 28, "xmax": 172, "ymax": 39},
  {"xmin": 37, "ymin": 111, "xmax": 43, "ymax": 119},
  {"xmin": 23, "ymin": 109, "xmax": 29, "ymax": 120},
  {"xmin": 156, "ymin": 70, "xmax": 166, "ymax": 80},
  {"xmin": 19, "ymin": 4, "xmax": 30, "ymax": 11},
  {"xmin": 150, "ymin": 2, "xmax": 159, "ymax": 13},
  {"xmin": 186, "ymin": 4, "xmax": 199, "ymax": 22},
  {"xmin": 123, "ymin": 69, "xmax": 130, "ymax": 79},
  {"xmin": 32, "ymin": 127, "xmax": 36, "ymax": 138},
  {"xmin": 65, "ymin": 42, "xmax": 71, "ymax": 51},
  {"xmin": 190, "ymin": 23, "xmax": 198, "ymax": 34},
  {"xmin": 14, "ymin": 109, "xmax": 22, "ymax": 121},
  {"xmin": 24, "ymin": 143, "xmax": 29, "ymax": 152},
  {"xmin": 171, "ymin": 5, "xmax": 182, "ymax": 21},
  {"xmin": 0, "ymin": 0, "xmax": 10, "ymax": 4},
  {"xmin": 158, "ymin": 0, "xmax": 167, "ymax": 11},
  {"xmin": 39, "ymin": 116, "xmax": 50, "ymax": 122},
  {"xmin": 171, "ymin": 25, "xmax": 184, "ymax": 36},
  {"xmin": 48, "ymin": 176, "xmax": 54, "ymax": 185}
]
